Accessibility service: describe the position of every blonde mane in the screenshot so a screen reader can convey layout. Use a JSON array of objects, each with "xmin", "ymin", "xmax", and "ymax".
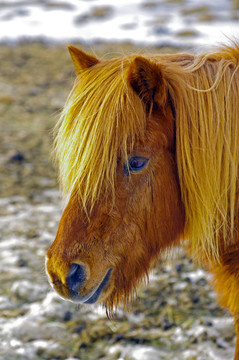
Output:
[
  {"xmin": 55, "ymin": 43, "xmax": 239, "ymax": 262},
  {"xmin": 54, "ymin": 57, "xmax": 147, "ymax": 210},
  {"xmin": 174, "ymin": 44, "xmax": 239, "ymax": 261}
]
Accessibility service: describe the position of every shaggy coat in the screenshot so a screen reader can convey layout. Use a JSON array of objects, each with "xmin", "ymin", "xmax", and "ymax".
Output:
[{"xmin": 46, "ymin": 43, "xmax": 239, "ymax": 358}]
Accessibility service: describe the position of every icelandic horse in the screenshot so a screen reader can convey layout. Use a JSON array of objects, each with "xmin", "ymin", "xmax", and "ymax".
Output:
[{"xmin": 46, "ymin": 42, "xmax": 239, "ymax": 358}]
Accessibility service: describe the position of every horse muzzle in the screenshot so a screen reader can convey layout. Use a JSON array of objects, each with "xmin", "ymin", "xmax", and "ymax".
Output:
[
  {"xmin": 66, "ymin": 263, "xmax": 113, "ymax": 304},
  {"xmin": 46, "ymin": 257, "xmax": 113, "ymax": 304}
]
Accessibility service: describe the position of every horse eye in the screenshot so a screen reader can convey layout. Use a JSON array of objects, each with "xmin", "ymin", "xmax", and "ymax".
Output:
[{"xmin": 123, "ymin": 156, "xmax": 149, "ymax": 175}]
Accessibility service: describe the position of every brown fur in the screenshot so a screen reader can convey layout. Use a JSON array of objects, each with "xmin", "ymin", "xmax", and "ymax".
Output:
[{"xmin": 46, "ymin": 43, "xmax": 239, "ymax": 358}]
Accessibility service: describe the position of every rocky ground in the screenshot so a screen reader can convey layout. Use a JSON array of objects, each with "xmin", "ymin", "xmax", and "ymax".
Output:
[{"xmin": 0, "ymin": 42, "xmax": 236, "ymax": 360}]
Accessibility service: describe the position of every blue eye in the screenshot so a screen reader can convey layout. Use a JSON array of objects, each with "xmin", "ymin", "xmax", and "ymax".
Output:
[{"xmin": 123, "ymin": 156, "xmax": 149, "ymax": 176}]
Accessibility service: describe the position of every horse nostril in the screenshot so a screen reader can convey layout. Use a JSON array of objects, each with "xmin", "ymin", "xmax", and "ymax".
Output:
[{"xmin": 66, "ymin": 263, "xmax": 86, "ymax": 293}]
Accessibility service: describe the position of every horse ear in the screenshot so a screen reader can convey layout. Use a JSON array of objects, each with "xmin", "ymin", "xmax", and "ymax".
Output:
[
  {"xmin": 128, "ymin": 56, "xmax": 167, "ymax": 108},
  {"xmin": 68, "ymin": 46, "xmax": 99, "ymax": 75}
]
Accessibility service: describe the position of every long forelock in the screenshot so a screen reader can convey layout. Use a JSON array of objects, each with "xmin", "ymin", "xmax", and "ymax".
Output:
[{"xmin": 54, "ymin": 57, "xmax": 146, "ymax": 211}]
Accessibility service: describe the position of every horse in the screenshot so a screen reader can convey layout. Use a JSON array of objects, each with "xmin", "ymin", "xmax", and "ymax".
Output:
[{"xmin": 46, "ymin": 42, "xmax": 239, "ymax": 358}]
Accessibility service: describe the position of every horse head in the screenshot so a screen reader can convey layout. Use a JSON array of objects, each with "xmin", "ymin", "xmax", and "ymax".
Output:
[{"xmin": 46, "ymin": 47, "xmax": 185, "ymax": 312}]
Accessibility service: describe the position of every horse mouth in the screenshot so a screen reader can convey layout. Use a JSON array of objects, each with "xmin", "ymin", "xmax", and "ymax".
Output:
[{"xmin": 69, "ymin": 267, "xmax": 113, "ymax": 304}]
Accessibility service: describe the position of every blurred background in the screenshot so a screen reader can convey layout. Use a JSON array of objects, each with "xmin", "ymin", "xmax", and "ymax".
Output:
[
  {"xmin": 0, "ymin": 1, "xmax": 238, "ymax": 360},
  {"xmin": 0, "ymin": 0, "xmax": 239, "ymax": 46}
]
